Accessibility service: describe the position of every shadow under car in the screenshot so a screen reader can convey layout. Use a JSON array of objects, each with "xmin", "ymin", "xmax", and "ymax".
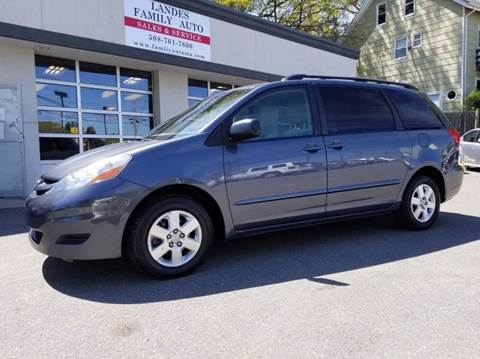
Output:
[{"xmin": 42, "ymin": 212, "xmax": 480, "ymax": 304}]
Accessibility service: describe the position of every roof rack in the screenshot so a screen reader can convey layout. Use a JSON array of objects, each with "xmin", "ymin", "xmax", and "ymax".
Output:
[{"xmin": 282, "ymin": 74, "xmax": 418, "ymax": 90}]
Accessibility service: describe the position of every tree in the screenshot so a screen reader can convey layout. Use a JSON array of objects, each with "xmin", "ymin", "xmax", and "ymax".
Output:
[
  {"xmin": 214, "ymin": 0, "xmax": 362, "ymax": 42},
  {"xmin": 215, "ymin": 0, "xmax": 253, "ymax": 11},
  {"xmin": 465, "ymin": 89, "xmax": 480, "ymax": 111}
]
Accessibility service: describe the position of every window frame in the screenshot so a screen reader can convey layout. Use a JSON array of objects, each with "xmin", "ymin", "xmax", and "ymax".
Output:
[
  {"xmin": 223, "ymin": 85, "xmax": 320, "ymax": 144},
  {"xmin": 412, "ymin": 32, "xmax": 422, "ymax": 48},
  {"xmin": 394, "ymin": 34, "xmax": 409, "ymax": 60},
  {"xmin": 35, "ymin": 57, "xmax": 154, "ymax": 164},
  {"xmin": 404, "ymin": 0, "xmax": 415, "ymax": 17},
  {"xmin": 315, "ymin": 84, "xmax": 400, "ymax": 136},
  {"xmin": 376, "ymin": 3, "xmax": 386, "ymax": 27}
]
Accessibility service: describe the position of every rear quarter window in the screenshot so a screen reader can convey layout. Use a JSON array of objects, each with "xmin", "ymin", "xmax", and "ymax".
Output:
[{"xmin": 387, "ymin": 90, "xmax": 444, "ymax": 130}]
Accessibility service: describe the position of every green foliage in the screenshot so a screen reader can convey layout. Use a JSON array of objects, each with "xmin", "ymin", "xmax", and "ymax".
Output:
[
  {"xmin": 215, "ymin": 0, "xmax": 253, "ymax": 11},
  {"xmin": 214, "ymin": 0, "xmax": 362, "ymax": 41},
  {"xmin": 465, "ymin": 89, "xmax": 480, "ymax": 111}
]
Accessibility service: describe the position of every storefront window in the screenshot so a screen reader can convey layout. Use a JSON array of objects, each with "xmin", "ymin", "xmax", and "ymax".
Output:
[
  {"xmin": 35, "ymin": 55, "xmax": 154, "ymax": 162},
  {"xmin": 122, "ymin": 115, "xmax": 153, "ymax": 137},
  {"xmin": 121, "ymin": 92, "xmax": 153, "ymax": 114},
  {"xmin": 210, "ymin": 82, "xmax": 233, "ymax": 92},
  {"xmin": 35, "ymin": 56, "xmax": 76, "ymax": 82},
  {"xmin": 82, "ymin": 113, "xmax": 119, "ymax": 136},
  {"xmin": 38, "ymin": 110, "xmax": 78, "ymax": 134},
  {"xmin": 39, "ymin": 137, "xmax": 80, "ymax": 161},
  {"xmin": 188, "ymin": 79, "xmax": 208, "ymax": 99},
  {"xmin": 80, "ymin": 62, "xmax": 117, "ymax": 87},
  {"xmin": 80, "ymin": 88, "xmax": 118, "ymax": 111},
  {"xmin": 188, "ymin": 79, "xmax": 238, "ymax": 107},
  {"xmin": 83, "ymin": 138, "xmax": 119, "ymax": 151},
  {"xmin": 121, "ymin": 68, "xmax": 152, "ymax": 91},
  {"xmin": 36, "ymin": 83, "xmax": 77, "ymax": 108}
]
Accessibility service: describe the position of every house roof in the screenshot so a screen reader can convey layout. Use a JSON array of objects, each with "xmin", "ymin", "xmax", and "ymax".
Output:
[{"xmin": 348, "ymin": 0, "xmax": 480, "ymax": 35}]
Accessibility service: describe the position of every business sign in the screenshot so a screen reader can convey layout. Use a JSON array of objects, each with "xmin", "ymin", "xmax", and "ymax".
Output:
[{"xmin": 124, "ymin": 0, "xmax": 211, "ymax": 61}]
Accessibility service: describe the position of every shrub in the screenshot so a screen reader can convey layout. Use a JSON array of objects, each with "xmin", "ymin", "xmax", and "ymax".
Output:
[{"xmin": 464, "ymin": 89, "xmax": 480, "ymax": 110}]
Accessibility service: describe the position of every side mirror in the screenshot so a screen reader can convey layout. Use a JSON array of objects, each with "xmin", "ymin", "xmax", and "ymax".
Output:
[{"xmin": 229, "ymin": 118, "xmax": 261, "ymax": 142}]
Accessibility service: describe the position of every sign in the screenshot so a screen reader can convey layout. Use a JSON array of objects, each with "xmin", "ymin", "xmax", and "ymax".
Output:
[{"xmin": 124, "ymin": 0, "xmax": 211, "ymax": 61}]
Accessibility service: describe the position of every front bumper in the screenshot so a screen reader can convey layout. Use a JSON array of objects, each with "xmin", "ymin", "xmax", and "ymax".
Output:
[{"xmin": 25, "ymin": 178, "xmax": 148, "ymax": 260}]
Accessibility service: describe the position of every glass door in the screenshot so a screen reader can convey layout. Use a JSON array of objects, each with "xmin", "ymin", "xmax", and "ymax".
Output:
[{"xmin": 0, "ymin": 87, "xmax": 24, "ymax": 197}]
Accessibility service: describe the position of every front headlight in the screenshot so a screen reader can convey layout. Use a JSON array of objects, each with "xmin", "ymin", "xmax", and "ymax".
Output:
[{"xmin": 51, "ymin": 154, "xmax": 131, "ymax": 192}]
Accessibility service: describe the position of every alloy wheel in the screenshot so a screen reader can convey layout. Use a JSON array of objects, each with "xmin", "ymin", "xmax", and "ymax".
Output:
[
  {"xmin": 147, "ymin": 210, "xmax": 202, "ymax": 267},
  {"xmin": 411, "ymin": 184, "xmax": 436, "ymax": 223}
]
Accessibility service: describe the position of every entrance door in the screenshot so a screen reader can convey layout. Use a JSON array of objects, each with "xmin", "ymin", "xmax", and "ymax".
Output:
[{"xmin": 0, "ymin": 87, "xmax": 24, "ymax": 197}]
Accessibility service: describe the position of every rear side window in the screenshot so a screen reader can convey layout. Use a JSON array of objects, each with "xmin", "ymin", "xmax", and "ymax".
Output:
[
  {"xmin": 387, "ymin": 90, "xmax": 444, "ymax": 130},
  {"xmin": 318, "ymin": 87, "xmax": 395, "ymax": 134}
]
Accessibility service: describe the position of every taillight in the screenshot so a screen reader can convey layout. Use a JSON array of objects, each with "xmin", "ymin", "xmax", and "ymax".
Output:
[{"xmin": 448, "ymin": 128, "xmax": 461, "ymax": 145}]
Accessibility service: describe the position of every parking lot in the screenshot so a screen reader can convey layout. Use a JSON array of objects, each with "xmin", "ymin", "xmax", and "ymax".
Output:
[{"xmin": 1, "ymin": 170, "xmax": 479, "ymax": 358}]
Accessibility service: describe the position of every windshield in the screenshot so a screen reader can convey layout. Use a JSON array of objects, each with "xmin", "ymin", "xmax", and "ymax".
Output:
[{"xmin": 146, "ymin": 88, "xmax": 253, "ymax": 140}]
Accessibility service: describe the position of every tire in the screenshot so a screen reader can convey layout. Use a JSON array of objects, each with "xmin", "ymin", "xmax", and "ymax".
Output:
[
  {"xmin": 125, "ymin": 195, "xmax": 215, "ymax": 278},
  {"xmin": 398, "ymin": 176, "xmax": 441, "ymax": 230}
]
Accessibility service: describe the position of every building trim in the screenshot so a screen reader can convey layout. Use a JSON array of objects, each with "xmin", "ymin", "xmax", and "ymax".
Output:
[
  {"xmin": 163, "ymin": 0, "xmax": 359, "ymax": 59},
  {"xmin": 0, "ymin": 22, "xmax": 282, "ymax": 82}
]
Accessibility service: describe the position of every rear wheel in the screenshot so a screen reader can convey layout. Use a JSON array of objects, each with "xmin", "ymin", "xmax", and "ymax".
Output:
[
  {"xmin": 398, "ymin": 176, "xmax": 440, "ymax": 230},
  {"xmin": 125, "ymin": 195, "xmax": 214, "ymax": 278}
]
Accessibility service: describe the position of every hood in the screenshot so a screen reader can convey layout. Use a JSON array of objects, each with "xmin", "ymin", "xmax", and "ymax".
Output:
[{"xmin": 41, "ymin": 140, "xmax": 162, "ymax": 182}]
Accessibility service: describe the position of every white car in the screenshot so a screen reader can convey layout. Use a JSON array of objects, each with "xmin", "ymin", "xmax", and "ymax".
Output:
[{"xmin": 461, "ymin": 129, "xmax": 480, "ymax": 168}]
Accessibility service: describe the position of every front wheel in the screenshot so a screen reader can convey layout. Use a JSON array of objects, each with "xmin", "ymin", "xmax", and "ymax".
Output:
[
  {"xmin": 398, "ymin": 176, "xmax": 440, "ymax": 230},
  {"xmin": 125, "ymin": 195, "xmax": 214, "ymax": 278}
]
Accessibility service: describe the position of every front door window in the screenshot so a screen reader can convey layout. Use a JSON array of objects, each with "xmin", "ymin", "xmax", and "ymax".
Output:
[{"xmin": 233, "ymin": 87, "xmax": 314, "ymax": 141}]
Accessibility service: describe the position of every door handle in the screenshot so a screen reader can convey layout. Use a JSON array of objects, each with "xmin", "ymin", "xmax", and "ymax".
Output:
[
  {"xmin": 327, "ymin": 141, "xmax": 345, "ymax": 150},
  {"xmin": 303, "ymin": 144, "xmax": 323, "ymax": 153}
]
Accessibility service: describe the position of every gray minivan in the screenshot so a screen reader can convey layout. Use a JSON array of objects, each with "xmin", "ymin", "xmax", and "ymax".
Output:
[{"xmin": 25, "ymin": 75, "xmax": 464, "ymax": 277}]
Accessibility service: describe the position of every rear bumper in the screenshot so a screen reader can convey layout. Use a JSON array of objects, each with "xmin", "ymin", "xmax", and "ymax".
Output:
[
  {"xmin": 444, "ymin": 163, "xmax": 464, "ymax": 202},
  {"xmin": 25, "ymin": 178, "xmax": 148, "ymax": 260}
]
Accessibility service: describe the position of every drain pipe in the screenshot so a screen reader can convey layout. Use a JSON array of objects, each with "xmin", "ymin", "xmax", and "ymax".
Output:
[{"xmin": 462, "ymin": 7, "xmax": 476, "ymax": 108}]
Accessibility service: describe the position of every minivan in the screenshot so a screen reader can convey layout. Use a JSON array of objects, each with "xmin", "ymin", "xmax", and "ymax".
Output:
[{"xmin": 25, "ymin": 75, "xmax": 464, "ymax": 278}]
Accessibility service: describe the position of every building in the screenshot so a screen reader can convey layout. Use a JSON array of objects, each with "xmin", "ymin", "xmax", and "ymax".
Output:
[
  {"xmin": 346, "ymin": 0, "xmax": 480, "ymax": 112},
  {"xmin": 0, "ymin": 0, "xmax": 358, "ymax": 198}
]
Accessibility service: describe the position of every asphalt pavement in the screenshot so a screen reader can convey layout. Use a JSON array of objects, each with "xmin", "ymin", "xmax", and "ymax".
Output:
[{"xmin": 1, "ymin": 170, "xmax": 479, "ymax": 358}]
